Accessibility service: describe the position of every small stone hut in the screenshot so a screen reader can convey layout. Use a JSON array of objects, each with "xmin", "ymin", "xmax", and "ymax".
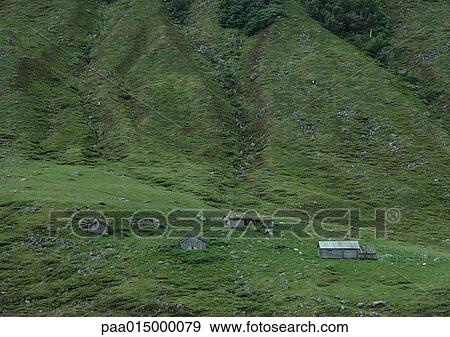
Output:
[
  {"xmin": 81, "ymin": 218, "xmax": 108, "ymax": 236},
  {"xmin": 223, "ymin": 214, "xmax": 273, "ymax": 228},
  {"xmin": 180, "ymin": 236, "xmax": 207, "ymax": 251}
]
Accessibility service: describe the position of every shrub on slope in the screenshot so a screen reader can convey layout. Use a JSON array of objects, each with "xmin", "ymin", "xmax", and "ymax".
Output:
[
  {"xmin": 302, "ymin": 0, "xmax": 392, "ymax": 61},
  {"xmin": 218, "ymin": 0, "xmax": 285, "ymax": 35},
  {"xmin": 165, "ymin": 0, "xmax": 194, "ymax": 23}
]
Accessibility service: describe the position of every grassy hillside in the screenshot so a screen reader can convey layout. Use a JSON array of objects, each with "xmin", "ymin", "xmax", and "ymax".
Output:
[
  {"xmin": 388, "ymin": 0, "xmax": 450, "ymax": 127},
  {"xmin": 0, "ymin": 0, "xmax": 449, "ymax": 316}
]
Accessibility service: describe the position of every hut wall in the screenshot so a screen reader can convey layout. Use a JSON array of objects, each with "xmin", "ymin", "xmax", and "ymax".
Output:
[
  {"xmin": 342, "ymin": 249, "xmax": 359, "ymax": 259},
  {"xmin": 318, "ymin": 248, "xmax": 359, "ymax": 259},
  {"xmin": 358, "ymin": 252, "xmax": 377, "ymax": 260},
  {"xmin": 225, "ymin": 219, "xmax": 244, "ymax": 228},
  {"xmin": 318, "ymin": 249, "xmax": 342, "ymax": 259}
]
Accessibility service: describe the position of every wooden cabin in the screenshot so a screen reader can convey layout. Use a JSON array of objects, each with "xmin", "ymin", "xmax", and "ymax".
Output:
[
  {"xmin": 317, "ymin": 241, "xmax": 361, "ymax": 259},
  {"xmin": 318, "ymin": 241, "xmax": 377, "ymax": 260}
]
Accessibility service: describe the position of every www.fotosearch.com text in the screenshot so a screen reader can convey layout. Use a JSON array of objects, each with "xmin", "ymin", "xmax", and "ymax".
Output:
[{"xmin": 48, "ymin": 208, "xmax": 401, "ymax": 240}]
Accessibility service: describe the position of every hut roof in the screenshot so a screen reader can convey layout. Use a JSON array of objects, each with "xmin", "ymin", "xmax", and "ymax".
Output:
[
  {"xmin": 318, "ymin": 241, "xmax": 360, "ymax": 249},
  {"xmin": 180, "ymin": 235, "xmax": 204, "ymax": 243},
  {"xmin": 180, "ymin": 235, "xmax": 207, "ymax": 250}
]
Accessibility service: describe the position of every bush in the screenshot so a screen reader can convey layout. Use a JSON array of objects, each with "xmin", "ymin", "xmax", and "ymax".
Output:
[
  {"xmin": 302, "ymin": 0, "xmax": 392, "ymax": 61},
  {"xmin": 218, "ymin": 0, "xmax": 284, "ymax": 36},
  {"xmin": 166, "ymin": 0, "xmax": 193, "ymax": 23}
]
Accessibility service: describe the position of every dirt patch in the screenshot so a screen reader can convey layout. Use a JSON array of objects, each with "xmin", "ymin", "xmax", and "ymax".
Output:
[{"xmin": 242, "ymin": 27, "xmax": 274, "ymax": 169}]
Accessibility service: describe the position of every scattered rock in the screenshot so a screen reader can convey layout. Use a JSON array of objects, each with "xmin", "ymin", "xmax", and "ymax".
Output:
[
  {"xmin": 388, "ymin": 135, "xmax": 400, "ymax": 155},
  {"xmin": 250, "ymin": 72, "xmax": 259, "ymax": 82},
  {"xmin": 336, "ymin": 107, "xmax": 353, "ymax": 120},
  {"xmin": 341, "ymin": 300, "xmax": 349, "ymax": 305},
  {"xmin": 354, "ymin": 171, "xmax": 365, "ymax": 180},
  {"xmin": 298, "ymin": 28, "xmax": 310, "ymax": 45},
  {"xmin": 287, "ymin": 295, "xmax": 301, "ymax": 300},
  {"xmin": 370, "ymin": 301, "xmax": 386, "ymax": 308},
  {"xmin": 298, "ymin": 88, "xmax": 306, "ymax": 97},
  {"xmin": 399, "ymin": 22, "xmax": 408, "ymax": 35},
  {"xmin": 69, "ymin": 172, "xmax": 81, "ymax": 177},
  {"xmin": 16, "ymin": 206, "xmax": 40, "ymax": 214},
  {"xmin": 356, "ymin": 302, "xmax": 364, "ymax": 308},
  {"xmin": 407, "ymin": 162, "xmax": 419, "ymax": 171},
  {"xmin": 97, "ymin": 201, "xmax": 106, "ymax": 206},
  {"xmin": 77, "ymin": 269, "xmax": 89, "ymax": 276},
  {"xmin": 197, "ymin": 44, "xmax": 210, "ymax": 54},
  {"xmin": 362, "ymin": 118, "xmax": 379, "ymax": 144},
  {"xmin": 24, "ymin": 235, "xmax": 74, "ymax": 248},
  {"xmin": 290, "ymin": 112, "xmax": 316, "ymax": 138},
  {"xmin": 5, "ymin": 36, "xmax": 13, "ymax": 44},
  {"xmin": 419, "ymin": 50, "xmax": 436, "ymax": 63}
]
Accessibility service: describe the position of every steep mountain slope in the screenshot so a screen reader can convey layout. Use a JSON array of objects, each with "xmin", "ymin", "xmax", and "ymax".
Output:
[
  {"xmin": 181, "ymin": 0, "xmax": 449, "ymax": 242},
  {"xmin": 0, "ymin": 0, "xmax": 240, "ymax": 202},
  {"xmin": 388, "ymin": 0, "xmax": 450, "ymax": 126},
  {"xmin": 0, "ymin": 0, "xmax": 449, "ymax": 316}
]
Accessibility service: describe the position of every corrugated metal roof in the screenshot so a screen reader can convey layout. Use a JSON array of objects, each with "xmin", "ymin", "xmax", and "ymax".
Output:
[{"xmin": 318, "ymin": 241, "xmax": 360, "ymax": 249}]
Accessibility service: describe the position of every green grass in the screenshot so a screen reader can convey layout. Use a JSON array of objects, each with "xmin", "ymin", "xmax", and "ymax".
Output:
[
  {"xmin": 0, "ymin": 0, "xmax": 449, "ymax": 316},
  {"xmin": 387, "ymin": 0, "xmax": 450, "ymax": 127},
  {"xmin": 1, "ymin": 229, "xmax": 448, "ymax": 316}
]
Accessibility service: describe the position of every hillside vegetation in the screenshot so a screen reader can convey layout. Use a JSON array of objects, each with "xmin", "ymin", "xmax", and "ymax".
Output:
[{"xmin": 0, "ymin": 0, "xmax": 448, "ymax": 316}]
